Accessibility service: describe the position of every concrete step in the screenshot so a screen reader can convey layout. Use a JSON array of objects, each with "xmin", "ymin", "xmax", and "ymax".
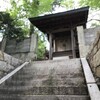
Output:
[
  {"xmin": 5, "ymin": 77, "xmax": 85, "ymax": 87},
  {"xmin": 0, "ymin": 58, "xmax": 89, "ymax": 99},
  {"xmin": 16, "ymin": 70, "xmax": 84, "ymax": 78},
  {"xmin": 18, "ymin": 59, "xmax": 83, "ymax": 80},
  {"xmin": 0, "ymin": 86, "xmax": 88, "ymax": 95},
  {"xmin": 0, "ymin": 95, "xmax": 90, "ymax": 100},
  {"xmin": 11, "ymin": 72, "xmax": 84, "ymax": 80},
  {"xmin": 19, "ymin": 68, "xmax": 83, "ymax": 77},
  {"xmin": 32, "ymin": 58, "xmax": 81, "ymax": 65},
  {"xmin": 23, "ymin": 58, "xmax": 81, "ymax": 70}
]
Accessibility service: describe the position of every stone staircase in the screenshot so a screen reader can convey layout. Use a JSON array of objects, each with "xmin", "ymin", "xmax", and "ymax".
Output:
[{"xmin": 0, "ymin": 58, "xmax": 90, "ymax": 100}]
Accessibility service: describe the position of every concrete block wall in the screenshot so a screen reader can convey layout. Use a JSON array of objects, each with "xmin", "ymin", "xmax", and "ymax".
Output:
[
  {"xmin": 87, "ymin": 31, "xmax": 100, "ymax": 77},
  {"xmin": 5, "ymin": 38, "xmax": 31, "ymax": 54},
  {"xmin": 5, "ymin": 38, "xmax": 32, "ymax": 61},
  {"xmin": 4, "ymin": 34, "xmax": 38, "ymax": 61}
]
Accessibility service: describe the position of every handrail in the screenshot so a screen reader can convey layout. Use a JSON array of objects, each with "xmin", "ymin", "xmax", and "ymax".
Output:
[
  {"xmin": 81, "ymin": 58, "xmax": 100, "ymax": 100},
  {"xmin": 0, "ymin": 62, "xmax": 29, "ymax": 85}
]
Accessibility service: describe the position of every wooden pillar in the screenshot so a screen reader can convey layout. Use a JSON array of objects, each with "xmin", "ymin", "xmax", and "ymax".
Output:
[
  {"xmin": 53, "ymin": 39, "xmax": 56, "ymax": 52},
  {"xmin": 49, "ymin": 33, "xmax": 53, "ymax": 60},
  {"xmin": 71, "ymin": 29, "xmax": 76, "ymax": 58}
]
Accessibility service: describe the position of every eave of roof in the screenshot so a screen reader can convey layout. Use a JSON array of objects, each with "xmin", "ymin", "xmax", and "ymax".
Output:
[{"xmin": 29, "ymin": 6, "xmax": 89, "ymax": 34}]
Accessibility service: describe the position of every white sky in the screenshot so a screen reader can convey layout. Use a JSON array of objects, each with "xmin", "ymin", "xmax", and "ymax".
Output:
[{"xmin": 0, "ymin": 0, "xmax": 11, "ymax": 11}]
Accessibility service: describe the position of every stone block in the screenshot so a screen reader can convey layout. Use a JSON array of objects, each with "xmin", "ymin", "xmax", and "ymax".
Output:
[
  {"xmin": 3, "ymin": 52, "xmax": 22, "ymax": 67},
  {"xmin": 4, "ymin": 53, "xmax": 12, "ymax": 64},
  {"xmin": 98, "ymin": 39, "xmax": 100, "ymax": 49},
  {"xmin": 11, "ymin": 57, "xmax": 20, "ymax": 66},
  {"xmin": 0, "ymin": 61, "xmax": 14, "ymax": 72},
  {"xmin": 0, "ymin": 70, "xmax": 4, "ymax": 78},
  {"xmin": 5, "ymin": 46, "xmax": 16, "ymax": 53},
  {"xmin": 24, "ymin": 38, "xmax": 31, "ymax": 44},
  {"xmin": 93, "ymin": 31, "xmax": 100, "ymax": 46},
  {"xmin": 96, "ymin": 66, "xmax": 100, "ymax": 77},
  {"xmin": 0, "ymin": 51, "xmax": 4, "ymax": 60},
  {"xmin": 6, "ymin": 39, "xmax": 16, "ymax": 45},
  {"xmin": 92, "ymin": 45, "xmax": 98, "ymax": 55},
  {"xmin": 94, "ymin": 50, "xmax": 100, "ymax": 67}
]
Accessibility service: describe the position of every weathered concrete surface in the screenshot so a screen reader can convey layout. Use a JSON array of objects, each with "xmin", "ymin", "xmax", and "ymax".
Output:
[
  {"xmin": 0, "ymin": 95, "xmax": 90, "ymax": 100},
  {"xmin": 11, "ymin": 52, "xmax": 37, "ymax": 61},
  {"xmin": 0, "ymin": 58, "xmax": 90, "ymax": 100},
  {"xmin": 77, "ymin": 26, "xmax": 87, "ymax": 57},
  {"xmin": 53, "ymin": 56, "xmax": 69, "ymax": 60}
]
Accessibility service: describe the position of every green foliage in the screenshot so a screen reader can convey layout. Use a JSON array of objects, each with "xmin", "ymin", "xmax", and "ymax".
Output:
[
  {"xmin": 61, "ymin": 0, "xmax": 74, "ymax": 9},
  {"xmin": 79, "ymin": 0, "xmax": 100, "ymax": 9},
  {"xmin": 91, "ymin": 22, "xmax": 100, "ymax": 27},
  {"xmin": 2, "ymin": 0, "xmax": 65, "ymax": 58},
  {"xmin": 37, "ymin": 32, "xmax": 46, "ymax": 59},
  {"xmin": 0, "ymin": 12, "xmax": 25, "ymax": 40},
  {"xmin": 7, "ymin": 0, "xmax": 60, "ymax": 36}
]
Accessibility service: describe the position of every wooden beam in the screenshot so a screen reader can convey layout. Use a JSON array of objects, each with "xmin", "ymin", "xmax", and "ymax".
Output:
[
  {"xmin": 40, "ymin": 22, "xmax": 86, "ymax": 34},
  {"xmin": 71, "ymin": 29, "xmax": 76, "ymax": 58},
  {"xmin": 49, "ymin": 34, "xmax": 53, "ymax": 60},
  {"xmin": 51, "ymin": 27, "xmax": 74, "ymax": 34}
]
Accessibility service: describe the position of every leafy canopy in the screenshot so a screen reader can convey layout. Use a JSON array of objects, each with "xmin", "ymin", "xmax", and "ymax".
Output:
[
  {"xmin": 5, "ymin": 0, "xmax": 65, "ymax": 58},
  {"xmin": 79, "ymin": 0, "xmax": 100, "ymax": 9}
]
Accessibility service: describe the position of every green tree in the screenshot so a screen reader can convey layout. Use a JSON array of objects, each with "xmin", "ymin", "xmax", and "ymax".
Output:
[
  {"xmin": 8, "ymin": 0, "xmax": 66, "ymax": 36},
  {"xmin": 0, "ymin": 12, "xmax": 25, "ymax": 40},
  {"xmin": 79, "ymin": 0, "xmax": 100, "ymax": 9},
  {"xmin": 37, "ymin": 32, "xmax": 46, "ymax": 59},
  {"xmin": 61, "ymin": 0, "xmax": 75, "ymax": 9},
  {"xmin": 6, "ymin": 0, "xmax": 64, "ymax": 59}
]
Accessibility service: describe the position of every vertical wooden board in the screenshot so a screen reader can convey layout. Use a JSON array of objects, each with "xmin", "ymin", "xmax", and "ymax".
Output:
[
  {"xmin": 49, "ymin": 34, "xmax": 53, "ymax": 60},
  {"xmin": 71, "ymin": 29, "xmax": 76, "ymax": 58}
]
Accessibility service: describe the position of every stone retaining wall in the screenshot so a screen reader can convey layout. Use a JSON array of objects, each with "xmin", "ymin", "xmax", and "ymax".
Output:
[
  {"xmin": 0, "ymin": 50, "xmax": 23, "ymax": 78},
  {"xmin": 87, "ymin": 31, "xmax": 100, "ymax": 77}
]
